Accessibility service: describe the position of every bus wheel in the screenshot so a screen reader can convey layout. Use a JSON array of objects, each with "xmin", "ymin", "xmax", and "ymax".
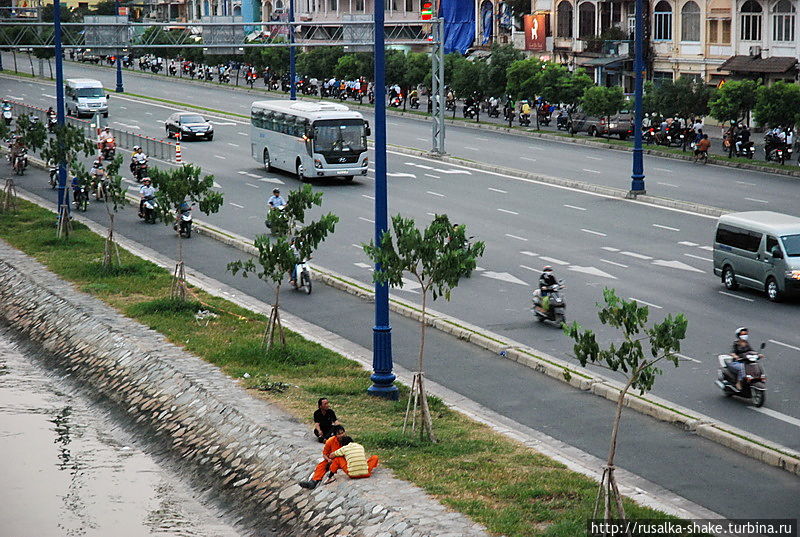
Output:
[
  {"xmin": 263, "ymin": 149, "xmax": 272, "ymax": 172},
  {"xmin": 296, "ymin": 161, "xmax": 309, "ymax": 183}
]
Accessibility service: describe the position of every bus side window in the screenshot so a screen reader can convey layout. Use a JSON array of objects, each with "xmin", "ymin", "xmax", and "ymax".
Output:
[
  {"xmin": 263, "ymin": 111, "xmax": 273, "ymax": 131},
  {"xmin": 273, "ymin": 113, "xmax": 284, "ymax": 134}
]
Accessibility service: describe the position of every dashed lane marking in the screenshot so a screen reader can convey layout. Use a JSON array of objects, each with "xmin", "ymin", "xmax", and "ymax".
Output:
[
  {"xmin": 651, "ymin": 259, "xmax": 704, "ymax": 273},
  {"xmin": 564, "ymin": 204, "xmax": 586, "ymax": 211},
  {"xmin": 600, "ymin": 259, "xmax": 628, "ymax": 268},
  {"xmin": 238, "ymin": 132, "xmax": 248, "ymax": 136},
  {"xmin": 684, "ymin": 253, "xmax": 712, "ymax": 262},
  {"xmin": 245, "ymin": 183, "xmax": 259, "ymax": 188},
  {"xmin": 463, "ymin": 146, "xmax": 479, "ymax": 151},
  {"xmin": 679, "ymin": 241, "xmax": 699, "ymax": 246},
  {"xmin": 354, "ymin": 262, "xmax": 372, "ymax": 269},
  {"xmin": 585, "ymin": 156, "xmax": 602, "ymax": 160},
  {"xmin": 657, "ymin": 182, "xmax": 679, "ymax": 187},
  {"xmin": 582, "ymin": 168, "xmax": 601, "ymax": 174},
  {"xmin": 654, "ymin": 167, "xmax": 671, "ymax": 172},
  {"xmin": 749, "ymin": 407, "xmax": 800, "ymax": 428},
  {"xmin": 387, "ymin": 172, "xmax": 416, "ymax": 178},
  {"xmin": 698, "ymin": 245, "xmax": 713, "ymax": 251},
  {"xmin": 539, "ymin": 256, "xmax": 569, "ymax": 265},
  {"xmin": 676, "ymin": 353, "xmax": 701, "ymax": 363},
  {"xmin": 520, "ymin": 264, "xmax": 538, "ymax": 272},
  {"xmin": 362, "ymin": 194, "xmax": 374, "ymax": 200},
  {"xmin": 476, "ymin": 137, "xmax": 489, "ymax": 141},
  {"xmin": 358, "ymin": 216, "xmax": 375, "ymax": 223},
  {"xmin": 736, "ymin": 180, "xmax": 757, "ymax": 186},
  {"xmin": 227, "ymin": 142, "xmax": 240, "ymax": 147},
  {"xmin": 581, "ymin": 228, "xmax": 606, "ymax": 236},
  {"xmin": 426, "ymin": 191, "xmax": 445, "ymax": 197},
  {"xmin": 416, "ymin": 137, "xmax": 427, "ymax": 141},
  {"xmin": 620, "ymin": 251, "xmax": 653, "ymax": 260},
  {"xmin": 42, "ymin": 93, "xmax": 55, "ymax": 98},
  {"xmin": 230, "ymin": 202, "xmax": 244, "ymax": 208},
  {"xmin": 653, "ymin": 224, "xmax": 680, "ymax": 231},
  {"xmin": 601, "ymin": 246, "xmax": 620, "ymax": 252},
  {"xmin": 520, "ymin": 251, "xmax": 538, "ymax": 257},
  {"xmin": 719, "ymin": 291, "xmax": 754, "ymax": 302},
  {"xmin": 258, "ymin": 177, "xmax": 285, "ymax": 184},
  {"xmin": 488, "ymin": 187, "xmax": 507, "ymax": 193},
  {"xmin": 505, "ymin": 234, "xmax": 527, "ymax": 241},
  {"xmin": 520, "ymin": 156, "xmax": 537, "ymax": 161},
  {"xmin": 424, "ymin": 174, "xmax": 441, "ymax": 179},
  {"xmin": 214, "ymin": 155, "xmax": 227, "ymax": 160},
  {"xmin": 629, "ymin": 297, "xmax": 662, "ymax": 309},
  {"xmin": 768, "ymin": 339, "xmax": 800, "ymax": 352},
  {"xmin": 497, "ymin": 208, "xmax": 518, "ymax": 215},
  {"xmin": 745, "ymin": 197, "xmax": 769, "ymax": 203}
]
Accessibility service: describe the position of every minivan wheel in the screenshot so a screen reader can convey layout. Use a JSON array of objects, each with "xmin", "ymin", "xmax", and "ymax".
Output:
[
  {"xmin": 766, "ymin": 277, "xmax": 782, "ymax": 302},
  {"xmin": 588, "ymin": 126, "xmax": 597, "ymax": 137},
  {"xmin": 723, "ymin": 266, "xmax": 739, "ymax": 290}
]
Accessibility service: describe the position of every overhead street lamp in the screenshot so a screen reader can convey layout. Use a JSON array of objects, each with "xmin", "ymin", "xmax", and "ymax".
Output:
[{"xmin": 630, "ymin": 0, "xmax": 646, "ymax": 195}]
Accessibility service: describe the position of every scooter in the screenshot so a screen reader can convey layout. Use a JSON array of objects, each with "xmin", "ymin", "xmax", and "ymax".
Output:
[
  {"xmin": 292, "ymin": 258, "xmax": 312, "ymax": 294},
  {"xmin": 92, "ymin": 172, "xmax": 108, "ymax": 201},
  {"xmin": 715, "ymin": 343, "xmax": 767, "ymax": 407},
  {"xmin": 131, "ymin": 158, "xmax": 148, "ymax": 182},
  {"xmin": 410, "ymin": 96, "xmax": 420, "ymax": 109},
  {"xmin": 173, "ymin": 205, "xmax": 193, "ymax": 238},
  {"xmin": 733, "ymin": 141, "xmax": 755, "ymax": 159},
  {"xmin": 2, "ymin": 105, "xmax": 12, "ymax": 126},
  {"xmin": 100, "ymin": 138, "xmax": 116, "ymax": 160},
  {"xmin": 463, "ymin": 104, "xmax": 477, "ymax": 119},
  {"xmin": 48, "ymin": 113, "xmax": 58, "ymax": 133},
  {"xmin": 556, "ymin": 113, "xmax": 570, "ymax": 131},
  {"xmin": 73, "ymin": 184, "xmax": 89, "ymax": 212},
  {"xmin": 140, "ymin": 195, "xmax": 158, "ymax": 224},
  {"xmin": 49, "ymin": 164, "xmax": 58, "ymax": 189},
  {"xmin": 487, "ymin": 104, "xmax": 500, "ymax": 118},
  {"xmin": 12, "ymin": 149, "xmax": 28, "ymax": 175},
  {"xmin": 532, "ymin": 283, "xmax": 566, "ymax": 325},
  {"xmin": 519, "ymin": 113, "xmax": 531, "ymax": 127}
]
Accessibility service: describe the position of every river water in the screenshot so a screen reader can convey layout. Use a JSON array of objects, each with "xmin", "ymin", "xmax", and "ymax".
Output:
[{"xmin": 0, "ymin": 326, "xmax": 251, "ymax": 537}]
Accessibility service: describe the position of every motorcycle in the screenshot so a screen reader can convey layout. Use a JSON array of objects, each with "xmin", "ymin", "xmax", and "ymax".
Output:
[
  {"xmin": 487, "ymin": 104, "xmax": 500, "ymax": 118},
  {"xmin": 556, "ymin": 113, "xmax": 570, "ymax": 131},
  {"xmin": 445, "ymin": 99, "xmax": 456, "ymax": 112},
  {"xmin": 173, "ymin": 205, "xmax": 193, "ymax": 238},
  {"xmin": 2, "ymin": 106, "xmax": 13, "ymax": 126},
  {"xmin": 131, "ymin": 157, "xmax": 148, "ymax": 182},
  {"xmin": 140, "ymin": 195, "xmax": 158, "ymax": 224},
  {"xmin": 292, "ymin": 258, "xmax": 312, "ymax": 294},
  {"xmin": 389, "ymin": 95, "xmax": 403, "ymax": 108},
  {"xmin": 532, "ymin": 282, "xmax": 566, "ymax": 325},
  {"xmin": 92, "ymin": 172, "xmax": 108, "ymax": 201},
  {"xmin": 73, "ymin": 184, "xmax": 89, "ymax": 212},
  {"xmin": 48, "ymin": 113, "xmax": 58, "ymax": 133},
  {"xmin": 716, "ymin": 343, "xmax": 767, "ymax": 407},
  {"xmin": 537, "ymin": 110, "xmax": 551, "ymax": 127},
  {"xmin": 100, "ymin": 138, "xmax": 116, "ymax": 160},
  {"xmin": 410, "ymin": 96, "xmax": 420, "ymax": 109},
  {"xmin": 733, "ymin": 141, "xmax": 755, "ymax": 159},
  {"xmin": 503, "ymin": 107, "xmax": 515, "ymax": 125},
  {"xmin": 49, "ymin": 164, "xmax": 58, "ymax": 189},
  {"xmin": 463, "ymin": 104, "xmax": 477, "ymax": 119},
  {"xmin": 518, "ymin": 112, "xmax": 531, "ymax": 127},
  {"xmin": 168, "ymin": 64, "xmax": 177, "ymax": 76},
  {"xmin": 694, "ymin": 149, "xmax": 708, "ymax": 164},
  {"xmin": 643, "ymin": 128, "xmax": 657, "ymax": 145},
  {"xmin": 12, "ymin": 149, "xmax": 27, "ymax": 175}
]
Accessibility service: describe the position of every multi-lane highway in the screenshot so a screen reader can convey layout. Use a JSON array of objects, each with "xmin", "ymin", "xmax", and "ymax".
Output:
[{"xmin": 3, "ymin": 66, "xmax": 800, "ymax": 455}]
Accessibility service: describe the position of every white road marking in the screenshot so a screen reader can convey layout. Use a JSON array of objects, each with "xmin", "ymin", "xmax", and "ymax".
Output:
[
  {"xmin": 227, "ymin": 142, "xmax": 240, "ymax": 147},
  {"xmin": 749, "ymin": 407, "xmax": 800, "ymax": 428},
  {"xmin": 475, "ymin": 267, "xmax": 486, "ymax": 272},
  {"xmin": 214, "ymin": 155, "xmax": 227, "ymax": 159},
  {"xmin": 719, "ymin": 291, "xmax": 754, "ymax": 302},
  {"xmin": 476, "ymin": 137, "xmax": 489, "ymax": 141},
  {"xmin": 684, "ymin": 253, "xmax": 712, "ymax": 262},
  {"xmin": 582, "ymin": 168, "xmax": 601, "ymax": 174},
  {"xmin": 245, "ymin": 182, "xmax": 259, "ymax": 188},
  {"xmin": 745, "ymin": 197, "xmax": 769, "ymax": 204},
  {"xmin": 7, "ymin": 95, "xmax": 23, "ymax": 100},
  {"xmin": 359, "ymin": 216, "xmax": 375, "ymax": 223},
  {"xmin": 652, "ymin": 260, "xmax": 704, "ymax": 273},
  {"xmin": 678, "ymin": 241, "xmax": 699, "ymax": 247},
  {"xmin": 351, "ymin": 244, "xmax": 363, "ymax": 249},
  {"xmin": 657, "ymin": 182, "xmax": 679, "ymax": 187},
  {"xmin": 230, "ymin": 202, "xmax": 244, "ymax": 208},
  {"xmin": 601, "ymin": 246, "xmax": 620, "ymax": 252},
  {"xmin": 244, "ymin": 172, "xmax": 261, "ymax": 178},
  {"xmin": 585, "ymin": 155, "xmax": 602, "ymax": 160},
  {"xmin": 210, "ymin": 120, "xmax": 237, "ymax": 125},
  {"xmin": 620, "ymin": 251, "xmax": 653, "ymax": 260},
  {"xmin": 528, "ymin": 146, "xmax": 544, "ymax": 151},
  {"xmin": 676, "ymin": 353, "xmax": 701, "ymax": 363},
  {"xmin": 354, "ymin": 262, "xmax": 372, "ymax": 269},
  {"xmin": 736, "ymin": 180, "xmax": 757, "ymax": 186},
  {"xmin": 463, "ymin": 146, "xmax": 479, "ymax": 151},
  {"xmin": 481, "ymin": 271, "xmax": 528, "ymax": 286},
  {"xmin": 653, "ymin": 224, "xmax": 680, "ymax": 231},
  {"xmin": 520, "ymin": 156, "xmax": 537, "ymax": 161},
  {"xmin": 426, "ymin": 191, "xmax": 445, "ymax": 197},
  {"xmin": 568, "ymin": 265, "xmax": 616, "ymax": 279},
  {"xmin": 488, "ymin": 187, "xmax": 507, "ymax": 194},
  {"xmin": 237, "ymin": 170, "xmax": 248, "ymax": 175},
  {"xmin": 698, "ymin": 245, "xmax": 713, "ymax": 251},
  {"xmin": 362, "ymin": 194, "xmax": 375, "ymax": 200},
  {"xmin": 563, "ymin": 204, "xmax": 586, "ymax": 211},
  {"xmin": 581, "ymin": 229, "xmax": 606, "ymax": 237},
  {"xmin": 399, "ymin": 277, "xmax": 421, "ymax": 292},
  {"xmin": 497, "ymin": 208, "xmax": 518, "ymax": 215},
  {"xmin": 520, "ymin": 264, "xmax": 538, "ymax": 272},
  {"xmin": 768, "ymin": 339, "xmax": 800, "ymax": 352},
  {"xmin": 258, "ymin": 177, "xmax": 285, "ymax": 184},
  {"xmin": 540, "ymin": 256, "xmax": 569, "ymax": 266},
  {"xmin": 600, "ymin": 259, "xmax": 628, "ymax": 268},
  {"xmin": 113, "ymin": 121, "xmax": 141, "ymax": 130},
  {"xmin": 145, "ymin": 112, "xmax": 153, "ymax": 116},
  {"xmin": 629, "ymin": 297, "xmax": 662, "ymax": 309},
  {"xmin": 654, "ymin": 167, "xmax": 671, "ymax": 172},
  {"xmin": 119, "ymin": 106, "xmax": 127, "ymax": 110},
  {"xmin": 387, "ymin": 172, "xmax": 416, "ymax": 178},
  {"xmin": 416, "ymin": 137, "xmax": 427, "ymax": 141},
  {"xmin": 520, "ymin": 251, "xmax": 538, "ymax": 257},
  {"xmin": 42, "ymin": 93, "xmax": 55, "ymax": 98},
  {"xmin": 424, "ymin": 174, "xmax": 441, "ymax": 179},
  {"xmin": 505, "ymin": 234, "xmax": 528, "ymax": 241},
  {"xmin": 238, "ymin": 131, "xmax": 248, "ymax": 136}
]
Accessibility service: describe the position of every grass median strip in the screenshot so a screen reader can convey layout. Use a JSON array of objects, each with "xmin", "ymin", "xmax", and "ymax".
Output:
[{"xmin": 0, "ymin": 199, "xmax": 683, "ymax": 536}]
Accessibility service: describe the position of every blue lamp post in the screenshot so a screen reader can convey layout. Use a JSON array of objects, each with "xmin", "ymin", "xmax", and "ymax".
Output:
[
  {"xmin": 630, "ymin": 0, "xmax": 646, "ymax": 194},
  {"xmin": 368, "ymin": 0, "xmax": 398, "ymax": 400},
  {"xmin": 54, "ymin": 0, "xmax": 69, "ymax": 220},
  {"xmin": 115, "ymin": 0, "xmax": 124, "ymax": 93},
  {"xmin": 289, "ymin": 0, "xmax": 296, "ymax": 100}
]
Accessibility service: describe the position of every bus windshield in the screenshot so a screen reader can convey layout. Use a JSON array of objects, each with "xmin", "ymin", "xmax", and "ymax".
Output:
[
  {"xmin": 76, "ymin": 88, "xmax": 104, "ymax": 98},
  {"xmin": 313, "ymin": 120, "xmax": 366, "ymax": 153}
]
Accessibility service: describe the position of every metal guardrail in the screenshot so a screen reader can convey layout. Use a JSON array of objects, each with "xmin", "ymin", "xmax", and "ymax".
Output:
[{"xmin": 4, "ymin": 100, "xmax": 176, "ymax": 162}]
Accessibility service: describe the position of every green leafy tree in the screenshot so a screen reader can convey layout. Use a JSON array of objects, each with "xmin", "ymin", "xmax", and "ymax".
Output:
[
  {"xmin": 363, "ymin": 215, "xmax": 485, "ymax": 442},
  {"xmin": 148, "ymin": 164, "xmax": 224, "ymax": 300},
  {"xmin": 334, "ymin": 54, "xmax": 372, "ymax": 80},
  {"xmin": 505, "ymin": 58, "xmax": 544, "ymax": 100},
  {"xmin": 536, "ymin": 63, "xmax": 593, "ymax": 109},
  {"xmin": 709, "ymin": 79, "xmax": 759, "ymax": 125},
  {"xmin": 296, "ymin": 46, "xmax": 344, "ymax": 79},
  {"xmin": 450, "ymin": 57, "xmax": 486, "ymax": 99},
  {"xmin": 753, "ymin": 80, "xmax": 800, "ymax": 128},
  {"xmin": 563, "ymin": 289, "xmax": 687, "ymax": 522},
  {"xmin": 228, "ymin": 185, "xmax": 338, "ymax": 349},
  {"xmin": 98, "ymin": 155, "xmax": 128, "ymax": 268},
  {"xmin": 649, "ymin": 77, "xmax": 712, "ymax": 119},
  {"xmin": 580, "ymin": 85, "xmax": 626, "ymax": 118},
  {"xmin": 479, "ymin": 43, "xmax": 523, "ymax": 98}
]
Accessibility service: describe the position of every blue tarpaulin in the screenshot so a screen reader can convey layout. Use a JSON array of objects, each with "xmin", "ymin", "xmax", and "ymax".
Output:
[{"xmin": 441, "ymin": 0, "xmax": 475, "ymax": 54}]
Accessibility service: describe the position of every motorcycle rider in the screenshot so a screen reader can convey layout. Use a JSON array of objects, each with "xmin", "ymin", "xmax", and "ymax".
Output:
[
  {"xmin": 729, "ymin": 327, "xmax": 761, "ymax": 391},
  {"xmin": 2, "ymin": 99, "xmax": 12, "ymax": 125},
  {"xmin": 694, "ymin": 134, "xmax": 710, "ymax": 161},
  {"xmin": 138, "ymin": 177, "xmax": 156, "ymax": 217},
  {"xmin": 130, "ymin": 145, "xmax": 148, "ymax": 180},
  {"xmin": 735, "ymin": 124, "xmax": 750, "ymax": 155},
  {"xmin": 268, "ymin": 188, "xmax": 285, "ymax": 210},
  {"xmin": 46, "ymin": 106, "xmax": 57, "ymax": 130}
]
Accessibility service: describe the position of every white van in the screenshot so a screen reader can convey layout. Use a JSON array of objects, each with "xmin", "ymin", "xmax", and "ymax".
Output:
[
  {"xmin": 713, "ymin": 211, "xmax": 800, "ymax": 301},
  {"xmin": 65, "ymin": 78, "xmax": 108, "ymax": 118}
]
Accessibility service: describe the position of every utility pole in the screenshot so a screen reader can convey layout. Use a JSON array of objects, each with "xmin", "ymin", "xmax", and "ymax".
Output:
[
  {"xmin": 630, "ymin": 0, "xmax": 646, "ymax": 195},
  {"xmin": 115, "ymin": 0, "xmax": 124, "ymax": 92},
  {"xmin": 54, "ymin": 0, "xmax": 69, "ymax": 222},
  {"xmin": 289, "ymin": 0, "xmax": 296, "ymax": 100},
  {"xmin": 368, "ymin": 0, "xmax": 398, "ymax": 400}
]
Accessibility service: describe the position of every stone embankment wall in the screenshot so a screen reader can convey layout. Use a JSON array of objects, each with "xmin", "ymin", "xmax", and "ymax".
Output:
[{"xmin": 0, "ymin": 240, "xmax": 489, "ymax": 537}]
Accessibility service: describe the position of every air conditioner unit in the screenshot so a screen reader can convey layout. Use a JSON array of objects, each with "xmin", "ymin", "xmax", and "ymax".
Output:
[{"xmin": 749, "ymin": 45, "xmax": 762, "ymax": 58}]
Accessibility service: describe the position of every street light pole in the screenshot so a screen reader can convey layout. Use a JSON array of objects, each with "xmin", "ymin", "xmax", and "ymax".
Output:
[
  {"xmin": 54, "ymin": 0, "xmax": 69, "ymax": 220},
  {"xmin": 630, "ymin": 0, "xmax": 646, "ymax": 195},
  {"xmin": 368, "ymin": 0, "xmax": 398, "ymax": 400},
  {"xmin": 115, "ymin": 0, "xmax": 124, "ymax": 92},
  {"xmin": 289, "ymin": 0, "xmax": 296, "ymax": 100}
]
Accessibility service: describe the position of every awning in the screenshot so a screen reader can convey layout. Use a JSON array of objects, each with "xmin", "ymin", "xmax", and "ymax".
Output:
[
  {"xmin": 718, "ymin": 55, "xmax": 797, "ymax": 74},
  {"xmin": 577, "ymin": 56, "xmax": 628, "ymax": 68}
]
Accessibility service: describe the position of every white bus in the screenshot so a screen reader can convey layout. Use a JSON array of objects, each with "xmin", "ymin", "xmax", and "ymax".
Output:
[{"xmin": 250, "ymin": 100, "xmax": 370, "ymax": 182}]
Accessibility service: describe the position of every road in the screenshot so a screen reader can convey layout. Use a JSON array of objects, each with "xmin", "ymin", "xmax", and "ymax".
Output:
[{"xmin": 3, "ymin": 69, "xmax": 800, "ymax": 453}]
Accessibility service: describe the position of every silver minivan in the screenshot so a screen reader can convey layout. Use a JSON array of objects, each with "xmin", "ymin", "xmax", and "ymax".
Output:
[
  {"xmin": 713, "ymin": 211, "xmax": 800, "ymax": 301},
  {"xmin": 65, "ymin": 78, "xmax": 108, "ymax": 118}
]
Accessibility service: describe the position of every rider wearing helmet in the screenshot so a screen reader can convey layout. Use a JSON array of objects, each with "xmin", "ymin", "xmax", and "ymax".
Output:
[
  {"xmin": 539, "ymin": 266, "xmax": 558, "ymax": 296},
  {"xmin": 729, "ymin": 327, "xmax": 756, "ymax": 391},
  {"xmin": 138, "ymin": 177, "xmax": 156, "ymax": 216}
]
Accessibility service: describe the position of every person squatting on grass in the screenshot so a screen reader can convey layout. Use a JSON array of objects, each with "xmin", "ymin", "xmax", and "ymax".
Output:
[
  {"xmin": 323, "ymin": 436, "xmax": 379, "ymax": 484},
  {"xmin": 298, "ymin": 425, "xmax": 346, "ymax": 490}
]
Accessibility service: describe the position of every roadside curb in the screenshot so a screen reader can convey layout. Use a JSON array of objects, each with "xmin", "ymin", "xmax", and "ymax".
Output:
[
  {"xmin": 34, "ymin": 65, "xmax": 800, "ymax": 180},
  {"xmin": 14, "ymin": 148, "xmax": 800, "ymax": 477}
]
